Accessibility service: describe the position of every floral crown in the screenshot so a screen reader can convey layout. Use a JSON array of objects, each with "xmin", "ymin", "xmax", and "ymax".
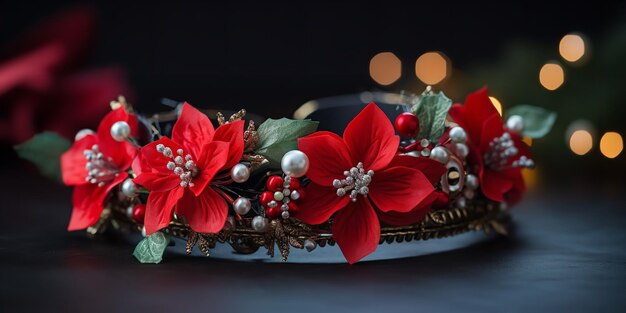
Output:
[{"xmin": 17, "ymin": 87, "xmax": 556, "ymax": 264}]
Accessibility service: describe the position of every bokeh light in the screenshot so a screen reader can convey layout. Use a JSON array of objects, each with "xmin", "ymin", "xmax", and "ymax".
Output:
[
  {"xmin": 539, "ymin": 62, "xmax": 565, "ymax": 90},
  {"xmin": 559, "ymin": 34, "xmax": 586, "ymax": 63},
  {"xmin": 293, "ymin": 100, "xmax": 319, "ymax": 120},
  {"xmin": 522, "ymin": 136, "xmax": 533, "ymax": 147},
  {"xmin": 369, "ymin": 52, "xmax": 402, "ymax": 86},
  {"xmin": 415, "ymin": 51, "xmax": 448, "ymax": 85},
  {"xmin": 569, "ymin": 130, "xmax": 593, "ymax": 155},
  {"xmin": 599, "ymin": 132, "xmax": 623, "ymax": 159},
  {"xmin": 488, "ymin": 96, "xmax": 503, "ymax": 116}
]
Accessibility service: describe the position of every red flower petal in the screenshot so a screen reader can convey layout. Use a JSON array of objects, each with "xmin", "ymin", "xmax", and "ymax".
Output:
[
  {"xmin": 144, "ymin": 187, "xmax": 184, "ymax": 235},
  {"xmin": 343, "ymin": 103, "xmax": 399, "ymax": 171},
  {"xmin": 212, "ymin": 120, "xmax": 244, "ymax": 170},
  {"xmin": 96, "ymin": 107, "xmax": 138, "ymax": 169},
  {"xmin": 388, "ymin": 155, "xmax": 447, "ymax": 185},
  {"xmin": 190, "ymin": 141, "xmax": 229, "ymax": 196},
  {"xmin": 479, "ymin": 114, "xmax": 506, "ymax": 153},
  {"xmin": 133, "ymin": 172, "xmax": 180, "ymax": 193},
  {"xmin": 377, "ymin": 191, "xmax": 437, "ymax": 226},
  {"xmin": 505, "ymin": 169, "xmax": 526, "ymax": 206},
  {"xmin": 296, "ymin": 182, "xmax": 349, "ymax": 225},
  {"xmin": 481, "ymin": 170, "xmax": 514, "ymax": 202},
  {"xmin": 137, "ymin": 136, "xmax": 184, "ymax": 173},
  {"xmin": 177, "ymin": 187, "xmax": 228, "ymax": 234},
  {"xmin": 298, "ymin": 131, "xmax": 352, "ymax": 187},
  {"xmin": 449, "ymin": 88, "xmax": 501, "ymax": 146},
  {"xmin": 368, "ymin": 166, "xmax": 435, "ymax": 213},
  {"xmin": 61, "ymin": 133, "xmax": 97, "ymax": 186},
  {"xmin": 172, "ymin": 102, "xmax": 215, "ymax": 159},
  {"xmin": 67, "ymin": 173, "xmax": 127, "ymax": 230},
  {"xmin": 332, "ymin": 199, "xmax": 380, "ymax": 264}
]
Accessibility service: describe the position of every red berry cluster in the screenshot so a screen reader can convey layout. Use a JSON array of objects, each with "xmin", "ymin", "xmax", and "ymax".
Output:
[{"xmin": 259, "ymin": 175, "xmax": 304, "ymax": 219}]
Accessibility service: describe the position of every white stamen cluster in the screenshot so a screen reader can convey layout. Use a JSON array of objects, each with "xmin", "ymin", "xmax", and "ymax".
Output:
[
  {"xmin": 333, "ymin": 162, "xmax": 374, "ymax": 202},
  {"xmin": 84, "ymin": 144, "xmax": 120, "ymax": 187},
  {"xmin": 156, "ymin": 143, "xmax": 197, "ymax": 187},
  {"xmin": 484, "ymin": 132, "xmax": 534, "ymax": 171}
]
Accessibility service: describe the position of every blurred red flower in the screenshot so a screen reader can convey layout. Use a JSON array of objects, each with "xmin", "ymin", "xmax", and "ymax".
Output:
[
  {"xmin": 0, "ymin": 7, "xmax": 129, "ymax": 144},
  {"xmin": 449, "ymin": 87, "xmax": 530, "ymax": 205}
]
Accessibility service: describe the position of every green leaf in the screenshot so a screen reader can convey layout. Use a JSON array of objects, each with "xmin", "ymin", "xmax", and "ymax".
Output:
[
  {"xmin": 255, "ymin": 118, "xmax": 319, "ymax": 166},
  {"xmin": 507, "ymin": 105, "xmax": 557, "ymax": 138},
  {"xmin": 413, "ymin": 92, "xmax": 452, "ymax": 142},
  {"xmin": 14, "ymin": 132, "xmax": 71, "ymax": 182},
  {"xmin": 132, "ymin": 231, "xmax": 170, "ymax": 264}
]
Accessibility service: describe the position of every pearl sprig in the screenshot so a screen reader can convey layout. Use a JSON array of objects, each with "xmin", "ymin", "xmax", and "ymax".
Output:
[
  {"xmin": 84, "ymin": 144, "xmax": 120, "ymax": 187},
  {"xmin": 333, "ymin": 162, "xmax": 374, "ymax": 202},
  {"xmin": 484, "ymin": 132, "xmax": 534, "ymax": 171},
  {"xmin": 267, "ymin": 176, "xmax": 301, "ymax": 219},
  {"xmin": 156, "ymin": 143, "xmax": 197, "ymax": 187}
]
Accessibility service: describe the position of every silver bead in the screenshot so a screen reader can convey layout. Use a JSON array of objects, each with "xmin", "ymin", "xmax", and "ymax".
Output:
[
  {"xmin": 126, "ymin": 205, "xmax": 134, "ymax": 219},
  {"xmin": 251, "ymin": 216, "xmax": 268, "ymax": 232},
  {"xmin": 304, "ymin": 239, "xmax": 317, "ymax": 252},
  {"xmin": 406, "ymin": 151, "xmax": 420, "ymax": 158},
  {"xmin": 282, "ymin": 189, "xmax": 291, "ymax": 196},
  {"xmin": 506, "ymin": 115, "xmax": 524, "ymax": 133},
  {"xmin": 233, "ymin": 197, "xmax": 251, "ymax": 215},
  {"xmin": 463, "ymin": 189, "xmax": 475, "ymax": 199},
  {"xmin": 281, "ymin": 203, "xmax": 289, "ymax": 211},
  {"xmin": 332, "ymin": 179, "xmax": 342, "ymax": 188},
  {"xmin": 430, "ymin": 146, "xmax": 449, "ymax": 163},
  {"xmin": 281, "ymin": 211, "xmax": 290, "ymax": 219},
  {"xmin": 456, "ymin": 197, "xmax": 467, "ymax": 209},
  {"xmin": 230, "ymin": 163, "xmax": 250, "ymax": 183},
  {"xmin": 74, "ymin": 129, "xmax": 95, "ymax": 141},
  {"xmin": 141, "ymin": 226, "xmax": 147, "ymax": 237},
  {"xmin": 290, "ymin": 190, "xmax": 301, "ymax": 200},
  {"xmin": 110, "ymin": 121, "xmax": 131, "ymax": 142},
  {"xmin": 121, "ymin": 178, "xmax": 137, "ymax": 197},
  {"xmin": 268, "ymin": 200, "xmax": 278, "ymax": 208},
  {"xmin": 449, "ymin": 126, "xmax": 467, "ymax": 144},
  {"xmin": 466, "ymin": 174, "xmax": 479, "ymax": 190},
  {"xmin": 280, "ymin": 150, "xmax": 309, "ymax": 178},
  {"xmin": 455, "ymin": 143, "xmax": 469, "ymax": 158},
  {"xmin": 336, "ymin": 188, "xmax": 346, "ymax": 197}
]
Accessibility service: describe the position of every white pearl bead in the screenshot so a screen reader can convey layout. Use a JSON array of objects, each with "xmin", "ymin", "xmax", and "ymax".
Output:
[
  {"xmin": 121, "ymin": 178, "xmax": 137, "ymax": 197},
  {"xmin": 126, "ymin": 205, "xmax": 134, "ymax": 219},
  {"xmin": 455, "ymin": 143, "xmax": 469, "ymax": 159},
  {"xmin": 430, "ymin": 146, "xmax": 449, "ymax": 163},
  {"xmin": 290, "ymin": 190, "xmax": 300, "ymax": 200},
  {"xmin": 304, "ymin": 239, "xmax": 317, "ymax": 252},
  {"xmin": 449, "ymin": 126, "xmax": 467, "ymax": 144},
  {"xmin": 141, "ymin": 226, "xmax": 147, "ymax": 237},
  {"xmin": 466, "ymin": 174, "xmax": 479, "ymax": 190},
  {"xmin": 506, "ymin": 115, "xmax": 524, "ymax": 133},
  {"xmin": 251, "ymin": 216, "xmax": 268, "ymax": 232},
  {"xmin": 74, "ymin": 129, "xmax": 95, "ymax": 141},
  {"xmin": 406, "ymin": 151, "xmax": 420, "ymax": 158},
  {"xmin": 233, "ymin": 197, "xmax": 251, "ymax": 215},
  {"xmin": 280, "ymin": 150, "xmax": 309, "ymax": 178},
  {"xmin": 230, "ymin": 163, "xmax": 250, "ymax": 183},
  {"xmin": 281, "ymin": 211, "xmax": 290, "ymax": 219},
  {"xmin": 110, "ymin": 121, "xmax": 131, "ymax": 142}
]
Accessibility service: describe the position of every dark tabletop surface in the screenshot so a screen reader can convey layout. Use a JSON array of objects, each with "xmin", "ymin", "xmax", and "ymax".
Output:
[{"xmin": 1, "ymin": 168, "xmax": 625, "ymax": 313}]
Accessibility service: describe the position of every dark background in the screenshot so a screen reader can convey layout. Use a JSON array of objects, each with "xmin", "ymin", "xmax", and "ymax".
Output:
[{"xmin": 1, "ymin": 1, "xmax": 626, "ymax": 312}]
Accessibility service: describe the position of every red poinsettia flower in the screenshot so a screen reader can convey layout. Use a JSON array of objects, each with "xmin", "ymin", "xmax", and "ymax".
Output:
[
  {"xmin": 133, "ymin": 103, "xmax": 244, "ymax": 235},
  {"xmin": 61, "ymin": 107, "xmax": 138, "ymax": 230},
  {"xmin": 448, "ymin": 87, "xmax": 530, "ymax": 205},
  {"xmin": 297, "ymin": 103, "xmax": 443, "ymax": 264}
]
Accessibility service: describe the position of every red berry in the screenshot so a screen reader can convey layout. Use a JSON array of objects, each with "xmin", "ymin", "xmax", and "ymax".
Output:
[
  {"xmin": 266, "ymin": 206, "xmax": 281, "ymax": 219},
  {"xmin": 259, "ymin": 191, "xmax": 274, "ymax": 206},
  {"xmin": 289, "ymin": 178, "xmax": 300, "ymax": 189},
  {"xmin": 287, "ymin": 202, "xmax": 300, "ymax": 216},
  {"xmin": 394, "ymin": 112, "xmax": 419, "ymax": 138},
  {"xmin": 132, "ymin": 204, "xmax": 145, "ymax": 223},
  {"xmin": 266, "ymin": 176, "xmax": 284, "ymax": 191}
]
